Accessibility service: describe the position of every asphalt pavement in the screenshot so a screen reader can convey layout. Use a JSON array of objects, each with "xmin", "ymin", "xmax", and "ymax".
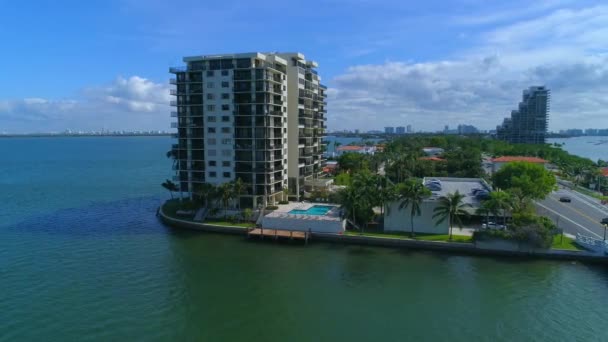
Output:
[{"xmin": 536, "ymin": 187, "xmax": 608, "ymax": 239}]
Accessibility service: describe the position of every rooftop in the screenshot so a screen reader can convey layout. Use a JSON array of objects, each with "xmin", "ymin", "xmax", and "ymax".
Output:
[
  {"xmin": 602, "ymin": 168, "xmax": 608, "ymax": 177},
  {"xmin": 337, "ymin": 146, "xmax": 364, "ymax": 151},
  {"xmin": 420, "ymin": 156, "xmax": 446, "ymax": 162},
  {"xmin": 491, "ymin": 156, "xmax": 548, "ymax": 163},
  {"xmin": 422, "ymin": 177, "xmax": 492, "ymax": 214}
]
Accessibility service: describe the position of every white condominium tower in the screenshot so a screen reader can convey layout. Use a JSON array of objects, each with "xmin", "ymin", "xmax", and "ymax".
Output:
[{"xmin": 169, "ymin": 52, "xmax": 327, "ymax": 208}]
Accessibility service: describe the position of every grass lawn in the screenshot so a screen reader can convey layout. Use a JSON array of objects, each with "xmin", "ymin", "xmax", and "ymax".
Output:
[
  {"xmin": 552, "ymin": 234, "xmax": 583, "ymax": 251},
  {"xmin": 203, "ymin": 219, "xmax": 252, "ymax": 228},
  {"xmin": 344, "ymin": 230, "xmax": 473, "ymax": 243}
]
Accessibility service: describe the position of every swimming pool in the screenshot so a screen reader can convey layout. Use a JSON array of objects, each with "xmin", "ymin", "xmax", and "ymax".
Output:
[{"xmin": 288, "ymin": 205, "xmax": 335, "ymax": 216}]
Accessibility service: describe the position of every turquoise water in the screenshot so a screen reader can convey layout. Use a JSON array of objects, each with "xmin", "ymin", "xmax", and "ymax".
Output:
[
  {"xmin": 3, "ymin": 137, "xmax": 608, "ymax": 341},
  {"xmin": 288, "ymin": 205, "xmax": 335, "ymax": 215}
]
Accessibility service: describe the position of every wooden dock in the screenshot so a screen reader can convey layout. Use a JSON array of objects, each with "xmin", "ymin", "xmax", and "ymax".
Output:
[{"xmin": 247, "ymin": 228, "xmax": 310, "ymax": 244}]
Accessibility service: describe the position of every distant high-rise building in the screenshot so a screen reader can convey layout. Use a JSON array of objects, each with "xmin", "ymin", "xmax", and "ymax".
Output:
[
  {"xmin": 385, "ymin": 127, "xmax": 395, "ymax": 134},
  {"xmin": 497, "ymin": 86, "xmax": 549, "ymax": 144},
  {"xmin": 396, "ymin": 126, "xmax": 405, "ymax": 134},
  {"xmin": 457, "ymin": 124, "xmax": 479, "ymax": 134},
  {"xmin": 444, "ymin": 125, "xmax": 449, "ymax": 133},
  {"xmin": 169, "ymin": 52, "xmax": 326, "ymax": 207},
  {"xmin": 406, "ymin": 125, "xmax": 412, "ymax": 133},
  {"xmin": 354, "ymin": 129, "xmax": 360, "ymax": 134}
]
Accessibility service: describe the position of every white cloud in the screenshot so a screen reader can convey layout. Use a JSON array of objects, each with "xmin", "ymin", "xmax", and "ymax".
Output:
[
  {"xmin": 327, "ymin": 4, "xmax": 608, "ymax": 132},
  {"xmin": 0, "ymin": 76, "xmax": 170, "ymax": 133}
]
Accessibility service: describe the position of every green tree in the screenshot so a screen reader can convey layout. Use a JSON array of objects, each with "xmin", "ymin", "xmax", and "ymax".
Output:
[
  {"xmin": 196, "ymin": 182, "xmax": 216, "ymax": 208},
  {"xmin": 218, "ymin": 182, "xmax": 235, "ymax": 219},
  {"xmin": 492, "ymin": 162, "xmax": 557, "ymax": 200},
  {"xmin": 432, "ymin": 191, "xmax": 470, "ymax": 240},
  {"xmin": 483, "ymin": 190, "xmax": 512, "ymax": 225},
  {"xmin": 161, "ymin": 179, "xmax": 179, "ymax": 200},
  {"xmin": 397, "ymin": 179, "xmax": 431, "ymax": 237},
  {"xmin": 242, "ymin": 208, "xmax": 254, "ymax": 223},
  {"xmin": 232, "ymin": 178, "xmax": 245, "ymax": 211}
]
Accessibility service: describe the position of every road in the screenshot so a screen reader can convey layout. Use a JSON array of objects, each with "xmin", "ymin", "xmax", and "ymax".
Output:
[{"xmin": 536, "ymin": 187, "xmax": 608, "ymax": 239}]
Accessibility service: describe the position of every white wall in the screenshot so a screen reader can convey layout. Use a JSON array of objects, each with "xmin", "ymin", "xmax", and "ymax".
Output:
[{"xmin": 384, "ymin": 200, "xmax": 449, "ymax": 234}]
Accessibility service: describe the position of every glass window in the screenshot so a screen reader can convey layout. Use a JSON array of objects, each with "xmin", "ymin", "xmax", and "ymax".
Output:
[
  {"xmin": 223, "ymin": 172, "xmax": 231, "ymax": 178},
  {"xmin": 207, "ymin": 116, "xmax": 216, "ymax": 122},
  {"xmin": 221, "ymin": 150, "xmax": 231, "ymax": 157},
  {"xmin": 221, "ymin": 104, "xmax": 230, "ymax": 111},
  {"xmin": 221, "ymin": 70, "xmax": 229, "ymax": 76},
  {"xmin": 207, "ymin": 105, "xmax": 215, "ymax": 111},
  {"xmin": 208, "ymin": 150, "xmax": 217, "ymax": 156},
  {"xmin": 221, "ymin": 127, "xmax": 231, "ymax": 133},
  {"xmin": 221, "ymin": 138, "xmax": 232, "ymax": 145},
  {"xmin": 207, "ymin": 82, "xmax": 214, "ymax": 88},
  {"xmin": 208, "ymin": 127, "xmax": 216, "ymax": 133},
  {"xmin": 209, "ymin": 171, "xmax": 217, "ymax": 177},
  {"xmin": 208, "ymin": 138, "xmax": 216, "ymax": 145},
  {"xmin": 222, "ymin": 116, "xmax": 230, "ymax": 122},
  {"xmin": 208, "ymin": 160, "xmax": 216, "ymax": 166},
  {"xmin": 221, "ymin": 93, "xmax": 230, "ymax": 99},
  {"xmin": 206, "ymin": 71, "xmax": 214, "ymax": 77},
  {"xmin": 207, "ymin": 93, "xmax": 214, "ymax": 100},
  {"xmin": 222, "ymin": 161, "xmax": 231, "ymax": 167},
  {"xmin": 221, "ymin": 81, "xmax": 229, "ymax": 88}
]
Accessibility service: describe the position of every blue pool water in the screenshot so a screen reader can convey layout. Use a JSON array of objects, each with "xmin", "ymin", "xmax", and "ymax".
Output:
[{"xmin": 288, "ymin": 205, "xmax": 335, "ymax": 215}]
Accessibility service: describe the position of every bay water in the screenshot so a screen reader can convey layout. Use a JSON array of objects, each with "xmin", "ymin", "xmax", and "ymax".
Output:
[{"xmin": 2, "ymin": 137, "xmax": 608, "ymax": 341}]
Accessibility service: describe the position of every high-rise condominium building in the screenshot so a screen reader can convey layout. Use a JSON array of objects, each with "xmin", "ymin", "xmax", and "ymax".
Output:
[
  {"xmin": 497, "ymin": 86, "xmax": 550, "ymax": 144},
  {"xmin": 169, "ymin": 52, "xmax": 327, "ymax": 208},
  {"xmin": 396, "ymin": 126, "xmax": 405, "ymax": 134},
  {"xmin": 406, "ymin": 125, "xmax": 412, "ymax": 133},
  {"xmin": 385, "ymin": 127, "xmax": 395, "ymax": 134}
]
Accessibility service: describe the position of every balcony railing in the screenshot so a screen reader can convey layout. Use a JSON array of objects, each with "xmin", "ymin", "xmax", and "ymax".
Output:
[
  {"xmin": 170, "ymin": 122, "xmax": 178, "ymax": 128},
  {"xmin": 170, "ymin": 111, "xmax": 178, "ymax": 117},
  {"xmin": 170, "ymin": 100, "xmax": 177, "ymax": 106}
]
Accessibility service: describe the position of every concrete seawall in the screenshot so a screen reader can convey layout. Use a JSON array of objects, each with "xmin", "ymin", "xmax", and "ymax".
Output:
[{"xmin": 158, "ymin": 206, "xmax": 608, "ymax": 264}]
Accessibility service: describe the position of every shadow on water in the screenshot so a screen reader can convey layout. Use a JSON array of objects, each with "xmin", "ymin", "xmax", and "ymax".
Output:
[{"xmin": 4, "ymin": 196, "xmax": 167, "ymax": 237}]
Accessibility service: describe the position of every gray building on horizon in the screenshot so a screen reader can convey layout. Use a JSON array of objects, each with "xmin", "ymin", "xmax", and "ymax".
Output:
[
  {"xmin": 385, "ymin": 126, "xmax": 395, "ymax": 134},
  {"xmin": 396, "ymin": 126, "xmax": 405, "ymax": 134},
  {"xmin": 497, "ymin": 86, "xmax": 550, "ymax": 144}
]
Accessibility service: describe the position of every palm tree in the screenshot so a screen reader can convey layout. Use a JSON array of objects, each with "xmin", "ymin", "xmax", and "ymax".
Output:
[
  {"xmin": 232, "ymin": 178, "xmax": 245, "ymax": 212},
  {"xmin": 432, "ymin": 191, "xmax": 470, "ymax": 240},
  {"xmin": 398, "ymin": 179, "xmax": 431, "ymax": 237},
  {"xmin": 484, "ymin": 190, "xmax": 512, "ymax": 225},
  {"xmin": 196, "ymin": 182, "xmax": 216, "ymax": 208},
  {"xmin": 338, "ymin": 186, "xmax": 360, "ymax": 230},
  {"xmin": 218, "ymin": 182, "xmax": 235, "ymax": 219},
  {"xmin": 161, "ymin": 179, "xmax": 179, "ymax": 199}
]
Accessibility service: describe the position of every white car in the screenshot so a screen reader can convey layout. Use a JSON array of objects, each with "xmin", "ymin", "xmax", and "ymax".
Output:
[{"xmin": 482, "ymin": 222, "xmax": 506, "ymax": 230}]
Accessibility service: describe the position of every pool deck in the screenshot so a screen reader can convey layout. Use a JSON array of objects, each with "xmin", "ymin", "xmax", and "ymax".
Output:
[
  {"xmin": 261, "ymin": 202, "xmax": 345, "ymax": 234},
  {"xmin": 265, "ymin": 202, "xmax": 341, "ymax": 221}
]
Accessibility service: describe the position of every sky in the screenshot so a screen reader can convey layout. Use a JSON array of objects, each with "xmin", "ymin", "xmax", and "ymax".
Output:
[{"xmin": 0, "ymin": 0, "xmax": 607, "ymax": 133}]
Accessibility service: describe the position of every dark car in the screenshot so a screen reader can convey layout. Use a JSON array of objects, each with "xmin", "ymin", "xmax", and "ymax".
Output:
[
  {"xmin": 601, "ymin": 217, "xmax": 608, "ymax": 225},
  {"xmin": 559, "ymin": 196, "xmax": 571, "ymax": 203}
]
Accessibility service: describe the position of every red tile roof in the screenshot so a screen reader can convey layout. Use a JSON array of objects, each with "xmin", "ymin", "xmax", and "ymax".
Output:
[
  {"xmin": 419, "ymin": 156, "xmax": 446, "ymax": 162},
  {"xmin": 601, "ymin": 168, "xmax": 608, "ymax": 177},
  {"xmin": 337, "ymin": 146, "xmax": 364, "ymax": 151},
  {"xmin": 491, "ymin": 156, "xmax": 548, "ymax": 163}
]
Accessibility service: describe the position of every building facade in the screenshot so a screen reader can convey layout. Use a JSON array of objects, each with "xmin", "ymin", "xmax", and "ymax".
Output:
[
  {"xmin": 396, "ymin": 126, "xmax": 405, "ymax": 134},
  {"xmin": 169, "ymin": 52, "xmax": 326, "ymax": 208},
  {"xmin": 496, "ymin": 86, "xmax": 550, "ymax": 144},
  {"xmin": 385, "ymin": 127, "xmax": 395, "ymax": 134}
]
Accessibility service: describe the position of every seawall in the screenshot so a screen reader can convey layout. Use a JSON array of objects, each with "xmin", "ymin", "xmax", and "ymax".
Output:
[{"xmin": 158, "ymin": 205, "xmax": 608, "ymax": 264}]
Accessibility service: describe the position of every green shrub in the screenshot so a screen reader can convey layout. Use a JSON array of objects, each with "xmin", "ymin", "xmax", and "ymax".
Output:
[
  {"xmin": 278, "ymin": 200, "xmax": 289, "ymax": 205},
  {"xmin": 265, "ymin": 205, "xmax": 279, "ymax": 210}
]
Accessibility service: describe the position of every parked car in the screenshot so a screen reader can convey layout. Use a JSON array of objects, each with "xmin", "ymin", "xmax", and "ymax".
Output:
[
  {"xmin": 559, "ymin": 196, "xmax": 571, "ymax": 203},
  {"xmin": 482, "ymin": 222, "xmax": 506, "ymax": 230},
  {"xmin": 601, "ymin": 217, "xmax": 608, "ymax": 225}
]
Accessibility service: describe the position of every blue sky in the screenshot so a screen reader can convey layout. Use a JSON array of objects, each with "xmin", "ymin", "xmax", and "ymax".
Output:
[{"xmin": 1, "ymin": 0, "xmax": 606, "ymax": 133}]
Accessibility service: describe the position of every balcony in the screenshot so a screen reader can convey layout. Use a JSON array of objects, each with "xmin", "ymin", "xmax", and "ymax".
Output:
[
  {"xmin": 170, "ymin": 112, "xmax": 177, "ymax": 117},
  {"xmin": 170, "ymin": 122, "xmax": 178, "ymax": 128},
  {"xmin": 170, "ymin": 100, "xmax": 177, "ymax": 106},
  {"xmin": 169, "ymin": 78, "xmax": 177, "ymax": 84}
]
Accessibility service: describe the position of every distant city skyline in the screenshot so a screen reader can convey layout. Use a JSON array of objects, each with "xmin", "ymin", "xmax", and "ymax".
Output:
[{"xmin": 1, "ymin": 1, "xmax": 607, "ymax": 133}]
